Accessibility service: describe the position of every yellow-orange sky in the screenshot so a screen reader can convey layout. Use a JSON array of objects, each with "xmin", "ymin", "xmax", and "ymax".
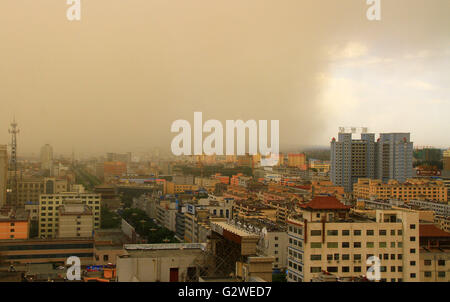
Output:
[{"xmin": 0, "ymin": 0, "xmax": 449, "ymax": 155}]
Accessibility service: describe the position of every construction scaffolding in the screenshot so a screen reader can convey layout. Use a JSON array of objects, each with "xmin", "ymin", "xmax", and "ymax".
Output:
[{"xmin": 187, "ymin": 219, "xmax": 260, "ymax": 281}]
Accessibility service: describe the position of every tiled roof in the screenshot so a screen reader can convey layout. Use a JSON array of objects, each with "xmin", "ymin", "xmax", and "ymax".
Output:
[
  {"xmin": 299, "ymin": 196, "xmax": 351, "ymax": 210},
  {"xmin": 419, "ymin": 224, "xmax": 450, "ymax": 238}
]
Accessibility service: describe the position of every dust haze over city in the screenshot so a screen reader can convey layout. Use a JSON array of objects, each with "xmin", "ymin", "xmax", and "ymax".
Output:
[
  {"xmin": 1, "ymin": 0, "xmax": 449, "ymax": 157},
  {"xmin": 2, "ymin": 0, "xmax": 450, "ymax": 287}
]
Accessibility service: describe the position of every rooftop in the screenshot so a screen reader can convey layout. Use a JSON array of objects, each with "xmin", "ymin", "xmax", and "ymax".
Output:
[
  {"xmin": 299, "ymin": 195, "xmax": 351, "ymax": 211},
  {"xmin": 419, "ymin": 224, "xmax": 450, "ymax": 238}
]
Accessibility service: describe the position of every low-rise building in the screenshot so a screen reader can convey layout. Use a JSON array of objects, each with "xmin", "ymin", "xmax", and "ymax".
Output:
[
  {"xmin": 419, "ymin": 224, "xmax": 450, "ymax": 282},
  {"xmin": 0, "ymin": 209, "xmax": 29, "ymax": 240},
  {"xmin": 116, "ymin": 243, "xmax": 208, "ymax": 282},
  {"xmin": 58, "ymin": 201, "xmax": 94, "ymax": 238},
  {"xmin": 354, "ymin": 178, "xmax": 447, "ymax": 203}
]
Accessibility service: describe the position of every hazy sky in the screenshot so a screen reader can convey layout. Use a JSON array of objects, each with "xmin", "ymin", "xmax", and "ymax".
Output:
[{"xmin": 1, "ymin": 0, "xmax": 449, "ymax": 156}]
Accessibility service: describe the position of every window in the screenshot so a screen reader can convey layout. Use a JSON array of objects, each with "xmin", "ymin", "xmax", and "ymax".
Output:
[
  {"xmin": 354, "ymin": 267, "xmax": 361, "ymax": 272},
  {"xmin": 327, "ymin": 267, "xmax": 338, "ymax": 273},
  {"xmin": 438, "ymin": 260, "xmax": 445, "ymax": 266},
  {"xmin": 354, "ymin": 254, "xmax": 362, "ymax": 260},
  {"xmin": 438, "ymin": 272, "xmax": 446, "ymax": 278},
  {"xmin": 410, "ymin": 224, "xmax": 416, "ymax": 230},
  {"xmin": 310, "ymin": 267, "xmax": 321, "ymax": 273},
  {"xmin": 366, "ymin": 242, "xmax": 374, "ymax": 248},
  {"xmin": 424, "ymin": 260, "xmax": 432, "ymax": 266},
  {"xmin": 410, "ymin": 236, "xmax": 416, "ymax": 242},
  {"xmin": 379, "ymin": 230, "xmax": 386, "ymax": 236},
  {"xmin": 327, "ymin": 242, "xmax": 338, "ymax": 248},
  {"xmin": 311, "ymin": 242, "xmax": 322, "ymax": 248},
  {"xmin": 342, "ymin": 267, "xmax": 350, "ymax": 273},
  {"xmin": 311, "ymin": 230, "xmax": 322, "ymax": 236},
  {"xmin": 353, "ymin": 242, "xmax": 361, "ymax": 248},
  {"xmin": 410, "ymin": 249, "xmax": 416, "ymax": 254},
  {"xmin": 342, "ymin": 242, "xmax": 350, "ymax": 248},
  {"xmin": 311, "ymin": 255, "xmax": 321, "ymax": 261},
  {"xmin": 379, "ymin": 242, "xmax": 387, "ymax": 248},
  {"xmin": 103, "ymin": 255, "xmax": 109, "ymax": 261},
  {"xmin": 342, "ymin": 230, "xmax": 350, "ymax": 236},
  {"xmin": 366, "ymin": 230, "xmax": 374, "ymax": 236},
  {"xmin": 410, "ymin": 261, "xmax": 416, "ymax": 266},
  {"xmin": 327, "ymin": 230, "xmax": 338, "ymax": 236},
  {"xmin": 424, "ymin": 271, "xmax": 432, "ymax": 278},
  {"xmin": 410, "ymin": 273, "xmax": 416, "ymax": 278},
  {"xmin": 353, "ymin": 230, "xmax": 361, "ymax": 236},
  {"xmin": 342, "ymin": 254, "xmax": 350, "ymax": 260}
]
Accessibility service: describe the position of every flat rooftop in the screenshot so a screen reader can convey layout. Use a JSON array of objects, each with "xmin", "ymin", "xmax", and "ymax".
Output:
[
  {"xmin": 124, "ymin": 243, "xmax": 206, "ymax": 251},
  {"xmin": 211, "ymin": 220, "xmax": 260, "ymax": 238}
]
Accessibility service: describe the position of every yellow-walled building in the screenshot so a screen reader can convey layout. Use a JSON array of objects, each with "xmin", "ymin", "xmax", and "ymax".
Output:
[{"xmin": 354, "ymin": 178, "xmax": 447, "ymax": 203}]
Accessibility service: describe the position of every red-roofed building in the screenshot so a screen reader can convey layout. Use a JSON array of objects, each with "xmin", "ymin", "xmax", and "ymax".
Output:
[
  {"xmin": 419, "ymin": 224, "xmax": 450, "ymax": 282},
  {"xmin": 299, "ymin": 196, "xmax": 351, "ymax": 211},
  {"xmin": 419, "ymin": 224, "xmax": 450, "ymax": 249}
]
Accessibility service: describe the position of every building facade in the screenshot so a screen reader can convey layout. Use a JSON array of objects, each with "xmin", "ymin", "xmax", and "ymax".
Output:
[
  {"xmin": 376, "ymin": 133, "xmax": 413, "ymax": 183},
  {"xmin": 330, "ymin": 132, "xmax": 376, "ymax": 193},
  {"xmin": 40, "ymin": 144, "xmax": 54, "ymax": 174},
  {"xmin": 286, "ymin": 196, "xmax": 420, "ymax": 282},
  {"xmin": 331, "ymin": 132, "xmax": 413, "ymax": 192},
  {"xmin": 38, "ymin": 193, "xmax": 101, "ymax": 238},
  {"xmin": 354, "ymin": 178, "xmax": 448, "ymax": 203}
]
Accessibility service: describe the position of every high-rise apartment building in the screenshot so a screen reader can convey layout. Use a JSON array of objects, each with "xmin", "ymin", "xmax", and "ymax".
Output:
[
  {"xmin": 331, "ymin": 131, "xmax": 413, "ymax": 192},
  {"xmin": 40, "ymin": 144, "xmax": 54, "ymax": 174},
  {"xmin": 443, "ymin": 149, "xmax": 450, "ymax": 173},
  {"xmin": 0, "ymin": 145, "xmax": 8, "ymax": 208},
  {"xmin": 286, "ymin": 196, "xmax": 420, "ymax": 282},
  {"xmin": 376, "ymin": 133, "xmax": 413, "ymax": 183},
  {"xmin": 330, "ymin": 132, "xmax": 376, "ymax": 192}
]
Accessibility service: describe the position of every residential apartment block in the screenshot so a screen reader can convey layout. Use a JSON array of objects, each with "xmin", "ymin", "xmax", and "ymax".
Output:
[
  {"xmin": 331, "ymin": 132, "xmax": 413, "ymax": 192},
  {"xmin": 38, "ymin": 193, "xmax": 101, "ymax": 238},
  {"xmin": 286, "ymin": 196, "xmax": 420, "ymax": 282},
  {"xmin": 354, "ymin": 178, "xmax": 447, "ymax": 203}
]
